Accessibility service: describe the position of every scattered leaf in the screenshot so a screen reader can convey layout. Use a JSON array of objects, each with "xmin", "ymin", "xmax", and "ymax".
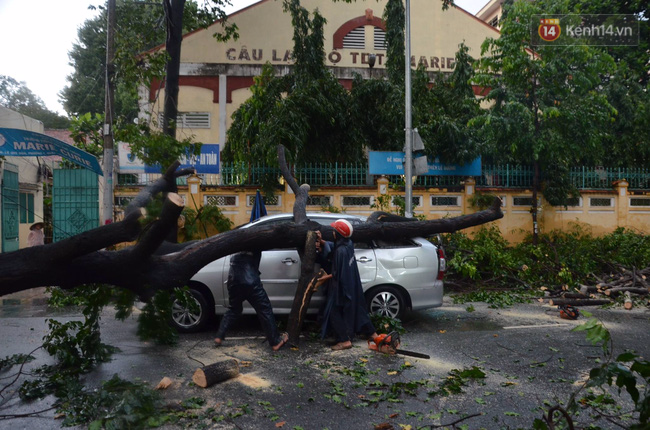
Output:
[
  {"xmin": 275, "ymin": 421, "xmax": 286, "ymax": 428},
  {"xmin": 374, "ymin": 423, "xmax": 394, "ymax": 430},
  {"xmin": 439, "ymin": 330, "xmax": 446, "ymax": 334},
  {"xmin": 387, "ymin": 371, "xmax": 398, "ymax": 375},
  {"xmin": 389, "ymin": 413, "xmax": 399, "ymax": 418}
]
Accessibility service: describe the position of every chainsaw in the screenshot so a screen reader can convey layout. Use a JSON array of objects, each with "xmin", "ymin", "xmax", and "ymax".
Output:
[{"xmin": 368, "ymin": 331, "xmax": 430, "ymax": 359}]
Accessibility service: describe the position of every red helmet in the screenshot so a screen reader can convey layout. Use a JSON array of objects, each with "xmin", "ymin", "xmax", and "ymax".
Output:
[{"xmin": 331, "ymin": 219, "xmax": 353, "ymax": 238}]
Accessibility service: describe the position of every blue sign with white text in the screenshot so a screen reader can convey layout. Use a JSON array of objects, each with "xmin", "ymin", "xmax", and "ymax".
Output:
[
  {"xmin": 0, "ymin": 128, "xmax": 103, "ymax": 175},
  {"xmin": 142, "ymin": 144, "xmax": 220, "ymax": 174},
  {"xmin": 369, "ymin": 151, "xmax": 481, "ymax": 176}
]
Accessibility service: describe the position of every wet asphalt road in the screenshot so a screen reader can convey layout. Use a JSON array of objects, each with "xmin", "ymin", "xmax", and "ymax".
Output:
[{"xmin": 0, "ymin": 297, "xmax": 648, "ymax": 429}]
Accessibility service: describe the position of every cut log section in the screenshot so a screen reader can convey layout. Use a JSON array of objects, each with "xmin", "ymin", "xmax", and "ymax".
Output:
[
  {"xmin": 192, "ymin": 359, "xmax": 240, "ymax": 388},
  {"xmin": 624, "ymin": 291, "xmax": 633, "ymax": 310}
]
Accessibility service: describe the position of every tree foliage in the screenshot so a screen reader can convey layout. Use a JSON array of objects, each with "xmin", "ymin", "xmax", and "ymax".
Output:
[
  {"xmin": 470, "ymin": 0, "xmax": 617, "ymax": 242},
  {"xmin": 0, "ymin": 75, "xmax": 70, "ymax": 128},
  {"xmin": 61, "ymin": 0, "xmax": 234, "ymax": 120},
  {"xmin": 350, "ymin": 0, "xmax": 482, "ymax": 165},
  {"xmin": 224, "ymin": 0, "xmax": 362, "ymax": 167}
]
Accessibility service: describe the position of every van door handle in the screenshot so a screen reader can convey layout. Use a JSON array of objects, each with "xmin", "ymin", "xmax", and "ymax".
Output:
[
  {"xmin": 282, "ymin": 258, "xmax": 297, "ymax": 264},
  {"xmin": 356, "ymin": 257, "xmax": 373, "ymax": 263}
]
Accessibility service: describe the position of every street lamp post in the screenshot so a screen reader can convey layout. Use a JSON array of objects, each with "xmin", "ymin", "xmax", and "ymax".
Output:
[{"xmin": 404, "ymin": 0, "xmax": 413, "ymax": 218}]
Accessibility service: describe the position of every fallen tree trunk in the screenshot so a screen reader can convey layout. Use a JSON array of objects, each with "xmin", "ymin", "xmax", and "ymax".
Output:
[{"xmin": 192, "ymin": 359, "xmax": 240, "ymax": 388}]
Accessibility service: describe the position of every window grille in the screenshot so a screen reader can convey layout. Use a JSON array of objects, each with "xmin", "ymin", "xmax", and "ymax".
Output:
[
  {"xmin": 553, "ymin": 197, "xmax": 582, "ymax": 207},
  {"xmin": 307, "ymin": 195, "xmax": 332, "ymax": 206},
  {"xmin": 630, "ymin": 198, "xmax": 650, "ymax": 207},
  {"xmin": 565, "ymin": 197, "xmax": 581, "ymax": 207},
  {"xmin": 247, "ymin": 194, "xmax": 279, "ymax": 206},
  {"xmin": 374, "ymin": 27, "xmax": 386, "ymax": 50},
  {"xmin": 158, "ymin": 112, "xmax": 210, "ymax": 129},
  {"xmin": 488, "ymin": 16, "xmax": 499, "ymax": 27},
  {"xmin": 342, "ymin": 196, "xmax": 372, "ymax": 206},
  {"xmin": 392, "ymin": 196, "xmax": 421, "ymax": 207},
  {"xmin": 205, "ymin": 195, "xmax": 237, "ymax": 206},
  {"xmin": 431, "ymin": 196, "xmax": 459, "ymax": 206},
  {"xmin": 343, "ymin": 27, "xmax": 365, "ymax": 49},
  {"xmin": 114, "ymin": 196, "xmax": 134, "ymax": 207},
  {"xmin": 590, "ymin": 197, "xmax": 613, "ymax": 207},
  {"xmin": 513, "ymin": 196, "xmax": 538, "ymax": 206}
]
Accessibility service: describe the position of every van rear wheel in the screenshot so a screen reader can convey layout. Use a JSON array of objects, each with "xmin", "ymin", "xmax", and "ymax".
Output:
[{"xmin": 366, "ymin": 286, "xmax": 406, "ymax": 319}]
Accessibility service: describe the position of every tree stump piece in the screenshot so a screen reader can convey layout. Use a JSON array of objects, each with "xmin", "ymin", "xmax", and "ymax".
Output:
[{"xmin": 192, "ymin": 359, "xmax": 240, "ymax": 388}]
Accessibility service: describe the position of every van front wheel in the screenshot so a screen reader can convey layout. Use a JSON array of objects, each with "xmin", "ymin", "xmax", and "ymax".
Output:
[{"xmin": 171, "ymin": 289, "xmax": 211, "ymax": 333}]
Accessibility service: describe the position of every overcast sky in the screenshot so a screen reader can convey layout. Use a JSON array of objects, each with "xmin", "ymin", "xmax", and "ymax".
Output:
[{"xmin": 0, "ymin": 0, "xmax": 489, "ymax": 116}]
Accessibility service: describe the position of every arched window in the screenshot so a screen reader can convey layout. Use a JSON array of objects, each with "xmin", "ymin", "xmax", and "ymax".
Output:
[{"xmin": 333, "ymin": 14, "xmax": 387, "ymax": 50}]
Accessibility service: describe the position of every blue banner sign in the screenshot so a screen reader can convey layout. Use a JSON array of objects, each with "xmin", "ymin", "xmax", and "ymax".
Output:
[
  {"xmin": 0, "ymin": 128, "xmax": 103, "ymax": 175},
  {"xmin": 369, "ymin": 151, "xmax": 481, "ymax": 176},
  {"xmin": 119, "ymin": 143, "xmax": 220, "ymax": 174},
  {"xmin": 144, "ymin": 144, "xmax": 220, "ymax": 174}
]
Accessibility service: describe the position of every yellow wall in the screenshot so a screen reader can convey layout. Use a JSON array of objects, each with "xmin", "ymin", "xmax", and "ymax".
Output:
[{"xmin": 115, "ymin": 178, "xmax": 648, "ymax": 243}]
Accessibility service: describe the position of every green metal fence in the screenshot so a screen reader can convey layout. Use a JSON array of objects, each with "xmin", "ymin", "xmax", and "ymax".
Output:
[{"xmin": 118, "ymin": 163, "xmax": 650, "ymax": 190}]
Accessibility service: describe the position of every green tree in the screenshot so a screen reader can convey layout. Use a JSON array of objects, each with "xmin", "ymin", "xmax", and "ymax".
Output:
[
  {"xmin": 565, "ymin": 0, "xmax": 650, "ymax": 167},
  {"xmin": 350, "ymin": 0, "xmax": 481, "ymax": 165},
  {"xmin": 0, "ymin": 75, "xmax": 70, "ymax": 128},
  {"xmin": 61, "ymin": 0, "xmax": 235, "ymax": 121},
  {"xmin": 471, "ymin": 0, "xmax": 616, "ymax": 243},
  {"xmin": 599, "ymin": 64, "xmax": 650, "ymax": 167},
  {"xmin": 225, "ymin": 0, "xmax": 363, "ymax": 167}
]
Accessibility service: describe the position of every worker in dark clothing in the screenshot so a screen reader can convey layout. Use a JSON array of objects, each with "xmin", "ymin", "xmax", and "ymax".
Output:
[
  {"xmin": 317, "ymin": 219, "xmax": 377, "ymax": 351},
  {"xmin": 214, "ymin": 250, "xmax": 288, "ymax": 351}
]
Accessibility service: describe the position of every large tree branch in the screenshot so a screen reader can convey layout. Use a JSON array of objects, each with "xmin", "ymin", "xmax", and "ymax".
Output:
[
  {"xmin": 278, "ymin": 145, "xmax": 309, "ymax": 224},
  {"xmin": 0, "ymin": 196, "xmax": 503, "ymax": 296}
]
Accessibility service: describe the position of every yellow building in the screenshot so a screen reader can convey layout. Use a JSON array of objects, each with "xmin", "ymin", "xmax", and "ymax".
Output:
[{"xmin": 123, "ymin": 0, "xmax": 650, "ymax": 241}]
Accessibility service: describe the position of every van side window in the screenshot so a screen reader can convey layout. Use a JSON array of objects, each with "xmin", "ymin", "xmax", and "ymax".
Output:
[{"xmin": 374, "ymin": 238, "xmax": 419, "ymax": 249}]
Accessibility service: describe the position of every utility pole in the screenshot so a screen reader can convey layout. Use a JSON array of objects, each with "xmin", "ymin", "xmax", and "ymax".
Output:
[
  {"xmin": 102, "ymin": 0, "xmax": 116, "ymax": 225},
  {"xmin": 404, "ymin": 0, "xmax": 413, "ymax": 218}
]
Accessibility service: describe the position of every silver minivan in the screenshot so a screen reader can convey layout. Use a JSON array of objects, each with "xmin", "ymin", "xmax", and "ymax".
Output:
[{"xmin": 171, "ymin": 213, "xmax": 446, "ymax": 332}]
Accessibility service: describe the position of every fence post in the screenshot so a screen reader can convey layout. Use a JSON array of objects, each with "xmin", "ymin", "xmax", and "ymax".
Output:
[
  {"xmin": 187, "ymin": 174, "xmax": 202, "ymax": 211},
  {"xmin": 614, "ymin": 179, "xmax": 629, "ymax": 229},
  {"xmin": 464, "ymin": 177, "xmax": 476, "ymax": 214}
]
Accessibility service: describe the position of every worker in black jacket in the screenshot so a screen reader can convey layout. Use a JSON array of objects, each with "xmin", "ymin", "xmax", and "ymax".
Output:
[{"xmin": 214, "ymin": 250, "xmax": 288, "ymax": 351}]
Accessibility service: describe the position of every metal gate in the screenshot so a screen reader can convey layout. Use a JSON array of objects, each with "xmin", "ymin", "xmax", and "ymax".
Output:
[
  {"xmin": 1, "ymin": 163, "xmax": 19, "ymax": 252},
  {"xmin": 52, "ymin": 169, "xmax": 99, "ymax": 242}
]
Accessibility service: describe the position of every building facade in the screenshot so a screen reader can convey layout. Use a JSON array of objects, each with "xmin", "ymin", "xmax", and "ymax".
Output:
[
  {"xmin": 0, "ymin": 106, "xmax": 46, "ymax": 251},
  {"xmin": 139, "ymin": 0, "xmax": 499, "ymax": 151}
]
